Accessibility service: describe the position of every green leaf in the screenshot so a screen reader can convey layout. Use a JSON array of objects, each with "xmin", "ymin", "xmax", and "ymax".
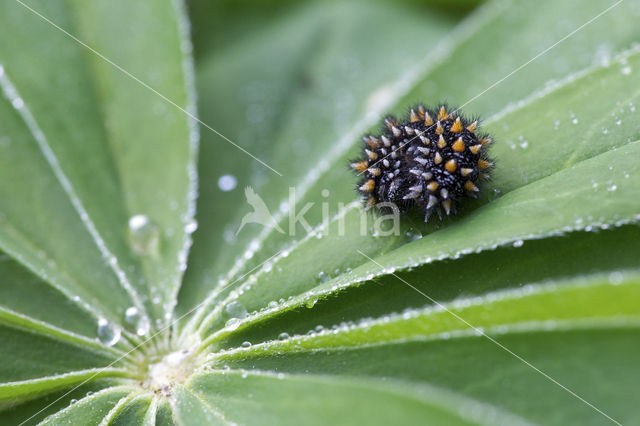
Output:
[
  {"xmin": 0, "ymin": 0, "xmax": 197, "ymax": 330},
  {"xmin": 177, "ymin": 0, "xmax": 458, "ymax": 317},
  {"xmin": 187, "ymin": 0, "xmax": 640, "ymax": 306},
  {"xmin": 216, "ymin": 223, "xmax": 640, "ymax": 348},
  {"xmin": 0, "ymin": 369, "xmax": 132, "ymax": 402},
  {"xmin": 0, "ymin": 325, "xmax": 121, "ymax": 385},
  {"xmin": 109, "ymin": 394, "xmax": 153, "ymax": 426},
  {"xmin": 0, "ymin": 381, "xmax": 124, "ymax": 425},
  {"xmin": 193, "ymin": 46, "xmax": 640, "ymax": 340},
  {"xmin": 0, "ymin": 255, "xmax": 99, "ymax": 338},
  {"xmin": 38, "ymin": 387, "xmax": 138, "ymax": 425},
  {"xmin": 214, "ymin": 273, "xmax": 640, "ymax": 425},
  {"xmin": 1, "ymin": 0, "xmax": 640, "ymax": 424},
  {"xmin": 176, "ymin": 371, "xmax": 530, "ymax": 426}
]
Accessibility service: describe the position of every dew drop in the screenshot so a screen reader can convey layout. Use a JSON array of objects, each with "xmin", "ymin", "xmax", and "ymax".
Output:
[
  {"xmin": 512, "ymin": 239, "xmax": 524, "ymax": 248},
  {"xmin": 225, "ymin": 301, "xmax": 248, "ymax": 320},
  {"xmin": 127, "ymin": 215, "xmax": 159, "ymax": 255},
  {"xmin": 184, "ymin": 219, "xmax": 198, "ymax": 234},
  {"xmin": 225, "ymin": 318, "xmax": 240, "ymax": 330},
  {"xmin": 97, "ymin": 317, "xmax": 121, "ymax": 346},
  {"xmin": 317, "ymin": 271, "xmax": 330, "ymax": 283},
  {"xmin": 124, "ymin": 306, "xmax": 149, "ymax": 335},
  {"xmin": 278, "ymin": 332, "xmax": 290, "ymax": 340},
  {"xmin": 305, "ymin": 296, "xmax": 318, "ymax": 309},
  {"xmin": 405, "ymin": 230, "xmax": 423, "ymax": 242},
  {"xmin": 218, "ymin": 174, "xmax": 238, "ymax": 192},
  {"xmin": 12, "ymin": 97, "xmax": 24, "ymax": 109},
  {"xmin": 124, "ymin": 306, "xmax": 139, "ymax": 324},
  {"xmin": 241, "ymin": 341, "xmax": 252, "ymax": 348},
  {"xmin": 607, "ymin": 184, "xmax": 617, "ymax": 192},
  {"xmin": 608, "ymin": 271, "xmax": 624, "ymax": 285}
]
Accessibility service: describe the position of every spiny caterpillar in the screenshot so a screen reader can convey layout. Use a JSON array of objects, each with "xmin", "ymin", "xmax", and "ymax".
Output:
[{"xmin": 351, "ymin": 104, "xmax": 494, "ymax": 222}]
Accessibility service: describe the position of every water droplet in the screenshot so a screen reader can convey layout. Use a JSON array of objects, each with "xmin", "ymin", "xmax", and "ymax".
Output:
[
  {"xmin": 512, "ymin": 239, "xmax": 524, "ymax": 248},
  {"xmin": 124, "ymin": 306, "xmax": 139, "ymax": 323},
  {"xmin": 317, "ymin": 271, "xmax": 330, "ymax": 283},
  {"xmin": 225, "ymin": 318, "xmax": 240, "ymax": 330},
  {"xmin": 185, "ymin": 219, "xmax": 198, "ymax": 234},
  {"xmin": 97, "ymin": 317, "xmax": 121, "ymax": 346},
  {"xmin": 127, "ymin": 215, "xmax": 159, "ymax": 255},
  {"xmin": 621, "ymin": 66, "xmax": 632, "ymax": 75},
  {"xmin": 241, "ymin": 341, "xmax": 251, "ymax": 348},
  {"xmin": 405, "ymin": 230, "xmax": 423, "ymax": 242},
  {"xmin": 124, "ymin": 306, "xmax": 148, "ymax": 336},
  {"xmin": 305, "ymin": 296, "xmax": 318, "ymax": 308},
  {"xmin": 278, "ymin": 332, "xmax": 290, "ymax": 340},
  {"xmin": 607, "ymin": 184, "xmax": 617, "ymax": 192},
  {"xmin": 12, "ymin": 97, "xmax": 24, "ymax": 109},
  {"xmin": 225, "ymin": 301, "xmax": 248, "ymax": 320},
  {"xmin": 267, "ymin": 301, "xmax": 279, "ymax": 309},
  {"xmin": 218, "ymin": 174, "xmax": 238, "ymax": 192},
  {"xmin": 608, "ymin": 272, "xmax": 624, "ymax": 285},
  {"xmin": 602, "ymin": 127, "xmax": 608, "ymax": 135}
]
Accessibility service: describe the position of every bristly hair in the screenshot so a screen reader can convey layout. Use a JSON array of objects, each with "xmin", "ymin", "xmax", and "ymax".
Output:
[{"xmin": 350, "ymin": 103, "xmax": 494, "ymax": 222}]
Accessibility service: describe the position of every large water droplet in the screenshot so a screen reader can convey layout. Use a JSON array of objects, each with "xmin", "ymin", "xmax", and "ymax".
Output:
[
  {"xmin": 184, "ymin": 219, "xmax": 198, "ymax": 234},
  {"xmin": 225, "ymin": 318, "xmax": 240, "ymax": 330},
  {"xmin": 608, "ymin": 272, "xmax": 624, "ymax": 285},
  {"xmin": 127, "ymin": 215, "xmax": 159, "ymax": 255},
  {"xmin": 218, "ymin": 174, "xmax": 238, "ymax": 192},
  {"xmin": 317, "ymin": 271, "xmax": 330, "ymax": 283},
  {"xmin": 11, "ymin": 96, "xmax": 24, "ymax": 109},
  {"xmin": 267, "ymin": 301, "xmax": 279, "ymax": 309},
  {"xmin": 124, "ymin": 306, "xmax": 150, "ymax": 336},
  {"xmin": 278, "ymin": 332, "xmax": 290, "ymax": 340},
  {"xmin": 305, "ymin": 296, "xmax": 318, "ymax": 309},
  {"xmin": 97, "ymin": 317, "xmax": 121, "ymax": 346},
  {"xmin": 225, "ymin": 301, "xmax": 248, "ymax": 320}
]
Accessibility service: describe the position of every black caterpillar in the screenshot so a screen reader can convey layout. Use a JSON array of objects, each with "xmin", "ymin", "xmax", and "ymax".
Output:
[{"xmin": 351, "ymin": 104, "xmax": 494, "ymax": 222}]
